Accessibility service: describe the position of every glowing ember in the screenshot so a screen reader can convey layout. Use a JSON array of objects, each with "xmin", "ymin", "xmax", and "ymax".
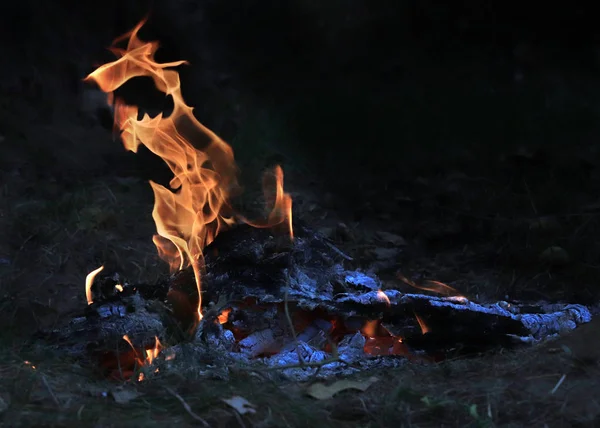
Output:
[
  {"xmin": 85, "ymin": 19, "xmax": 293, "ymax": 325},
  {"xmin": 377, "ymin": 289, "xmax": 391, "ymax": 306},
  {"xmin": 217, "ymin": 307, "xmax": 231, "ymax": 324},
  {"xmin": 85, "ymin": 265, "xmax": 104, "ymax": 305},
  {"xmin": 115, "ymin": 284, "xmax": 124, "ymax": 292},
  {"xmin": 24, "ymin": 360, "xmax": 36, "ymax": 370},
  {"xmin": 397, "ymin": 273, "xmax": 464, "ymax": 298}
]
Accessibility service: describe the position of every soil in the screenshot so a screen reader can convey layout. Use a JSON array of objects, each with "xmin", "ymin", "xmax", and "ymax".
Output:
[{"xmin": 2, "ymin": 2, "xmax": 600, "ymax": 426}]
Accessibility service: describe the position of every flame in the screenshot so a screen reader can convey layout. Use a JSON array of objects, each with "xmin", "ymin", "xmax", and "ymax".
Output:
[
  {"xmin": 397, "ymin": 273, "xmax": 464, "ymax": 298},
  {"xmin": 240, "ymin": 165, "xmax": 294, "ymax": 240},
  {"xmin": 86, "ymin": 19, "xmax": 293, "ymax": 324},
  {"xmin": 414, "ymin": 313, "xmax": 430, "ymax": 334},
  {"xmin": 361, "ymin": 320, "xmax": 379, "ymax": 337},
  {"xmin": 377, "ymin": 290, "xmax": 391, "ymax": 306},
  {"xmin": 122, "ymin": 335, "xmax": 162, "ymax": 380},
  {"xmin": 217, "ymin": 307, "xmax": 231, "ymax": 324},
  {"xmin": 145, "ymin": 336, "xmax": 162, "ymax": 365},
  {"xmin": 115, "ymin": 284, "xmax": 124, "ymax": 292},
  {"xmin": 85, "ymin": 265, "xmax": 105, "ymax": 305}
]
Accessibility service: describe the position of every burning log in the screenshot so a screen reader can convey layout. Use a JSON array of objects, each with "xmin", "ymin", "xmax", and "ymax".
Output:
[{"xmin": 38, "ymin": 224, "xmax": 592, "ymax": 381}]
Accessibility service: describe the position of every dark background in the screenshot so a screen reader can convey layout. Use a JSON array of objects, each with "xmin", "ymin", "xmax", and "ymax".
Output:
[{"xmin": 2, "ymin": 0, "xmax": 600, "ymax": 321}]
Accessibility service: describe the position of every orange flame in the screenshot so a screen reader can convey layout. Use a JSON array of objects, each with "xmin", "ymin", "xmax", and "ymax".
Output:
[
  {"xmin": 414, "ymin": 313, "xmax": 430, "ymax": 334},
  {"xmin": 85, "ymin": 265, "xmax": 105, "ymax": 305},
  {"xmin": 217, "ymin": 307, "xmax": 231, "ymax": 324},
  {"xmin": 397, "ymin": 273, "xmax": 464, "ymax": 298},
  {"xmin": 86, "ymin": 19, "xmax": 293, "ymax": 324},
  {"xmin": 240, "ymin": 165, "xmax": 294, "ymax": 240},
  {"xmin": 122, "ymin": 334, "xmax": 162, "ymax": 376}
]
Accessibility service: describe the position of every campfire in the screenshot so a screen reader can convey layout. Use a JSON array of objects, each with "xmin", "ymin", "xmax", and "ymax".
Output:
[{"xmin": 40, "ymin": 20, "xmax": 592, "ymax": 382}]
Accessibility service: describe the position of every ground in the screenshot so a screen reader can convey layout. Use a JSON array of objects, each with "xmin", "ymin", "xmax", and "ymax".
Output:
[{"xmin": 2, "ymin": 5, "xmax": 600, "ymax": 426}]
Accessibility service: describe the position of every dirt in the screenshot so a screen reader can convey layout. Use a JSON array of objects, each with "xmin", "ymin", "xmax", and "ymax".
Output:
[{"xmin": 3, "ymin": 4, "xmax": 600, "ymax": 426}]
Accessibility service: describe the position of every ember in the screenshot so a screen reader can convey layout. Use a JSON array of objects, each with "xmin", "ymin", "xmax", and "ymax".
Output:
[{"xmin": 37, "ymin": 19, "xmax": 593, "ymax": 383}]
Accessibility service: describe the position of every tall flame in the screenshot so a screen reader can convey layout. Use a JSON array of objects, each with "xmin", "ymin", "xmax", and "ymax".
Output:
[{"xmin": 85, "ymin": 19, "xmax": 293, "ymax": 323}]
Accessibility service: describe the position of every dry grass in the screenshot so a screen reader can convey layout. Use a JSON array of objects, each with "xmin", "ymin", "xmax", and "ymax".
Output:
[
  {"xmin": 3, "ymin": 14, "xmax": 600, "ymax": 425},
  {"xmin": 2, "ymin": 335, "xmax": 599, "ymax": 427}
]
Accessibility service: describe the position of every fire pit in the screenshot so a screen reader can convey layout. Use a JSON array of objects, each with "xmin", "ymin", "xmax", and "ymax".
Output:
[{"xmin": 38, "ymin": 20, "xmax": 592, "ymax": 383}]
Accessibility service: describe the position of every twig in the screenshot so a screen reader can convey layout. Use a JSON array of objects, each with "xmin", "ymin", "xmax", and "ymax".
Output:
[
  {"xmin": 550, "ymin": 374, "xmax": 566, "ymax": 395},
  {"xmin": 250, "ymin": 357, "xmax": 345, "ymax": 372},
  {"xmin": 41, "ymin": 374, "xmax": 61, "ymax": 408},
  {"xmin": 165, "ymin": 387, "xmax": 210, "ymax": 427},
  {"xmin": 322, "ymin": 240, "xmax": 354, "ymax": 261},
  {"xmin": 283, "ymin": 269, "xmax": 305, "ymax": 366}
]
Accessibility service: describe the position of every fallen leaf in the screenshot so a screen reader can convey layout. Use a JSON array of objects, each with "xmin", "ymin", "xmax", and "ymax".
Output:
[
  {"xmin": 111, "ymin": 387, "xmax": 142, "ymax": 404},
  {"xmin": 222, "ymin": 396, "xmax": 256, "ymax": 415},
  {"xmin": 306, "ymin": 376, "xmax": 378, "ymax": 400}
]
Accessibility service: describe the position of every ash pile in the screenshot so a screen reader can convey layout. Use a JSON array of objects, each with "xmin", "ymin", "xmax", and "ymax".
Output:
[{"xmin": 38, "ymin": 225, "xmax": 592, "ymax": 381}]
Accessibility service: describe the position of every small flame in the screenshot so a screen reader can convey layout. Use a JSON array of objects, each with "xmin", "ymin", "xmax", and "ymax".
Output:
[
  {"xmin": 397, "ymin": 273, "xmax": 464, "ymax": 298},
  {"xmin": 145, "ymin": 336, "xmax": 162, "ymax": 365},
  {"xmin": 217, "ymin": 307, "xmax": 231, "ymax": 324},
  {"xmin": 85, "ymin": 265, "xmax": 104, "ymax": 305},
  {"xmin": 122, "ymin": 334, "xmax": 162, "ymax": 377},
  {"xmin": 377, "ymin": 290, "xmax": 391, "ymax": 306},
  {"xmin": 240, "ymin": 165, "xmax": 294, "ymax": 240},
  {"xmin": 414, "ymin": 313, "xmax": 430, "ymax": 334},
  {"xmin": 115, "ymin": 284, "xmax": 124, "ymax": 292}
]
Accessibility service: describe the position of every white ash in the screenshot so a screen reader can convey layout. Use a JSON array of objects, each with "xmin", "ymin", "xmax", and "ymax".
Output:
[{"xmin": 239, "ymin": 329, "xmax": 280, "ymax": 358}]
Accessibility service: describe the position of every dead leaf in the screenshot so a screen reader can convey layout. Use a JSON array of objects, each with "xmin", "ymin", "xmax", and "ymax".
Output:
[
  {"xmin": 306, "ymin": 376, "xmax": 378, "ymax": 400},
  {"xmin": 222, "ymin": 396, "xmax": 256, "ymax": 415},
  {"xmin": 111, "ymin": 387, "xmax": 142, "ymax": 404}
]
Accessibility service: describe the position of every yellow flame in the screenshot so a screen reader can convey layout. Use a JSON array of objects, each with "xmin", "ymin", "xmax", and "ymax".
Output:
[
  {"xmin": 86, "ymin": 20, "xmax": 294, "ymax": 325},
  {"xmin": 85, "ymin": 265, "xmax": 104, "ymax": 305}
]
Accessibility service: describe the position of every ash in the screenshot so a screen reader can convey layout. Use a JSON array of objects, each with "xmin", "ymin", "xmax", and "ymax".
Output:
[{"xmin": 39, "ymin": 224, "xmax": 593, "ymax": 381}]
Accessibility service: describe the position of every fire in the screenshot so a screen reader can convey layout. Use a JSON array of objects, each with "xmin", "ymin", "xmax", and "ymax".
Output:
[
  {"xmin": 115, "ymin": 284, "xmax": 124, "ymax": 292},
  {"xmin": 377, "ymin": 289, "xmax": 391, "ymax": 306},
  {"xmin": 240, "ymin": 165, "xmax": 294, "ymax": 240},
  {"xmin": 122, "ymin": 335, "xmax": 163, "ymax": 380},
  {"xmin": 217, "ymin": 307, "xmax": 231, "ymax": 324},
  {"xmin": 414, "ymin": 313, "xmax": 430, "ymax": 334},
  {"xmin": 86, "ymin": 19, "xmax": 293, "ymax": 323},
  {"xmin": 397, "ymin": 273, "xmax": 464, "ymax": 298},
  {"xmin": 85, "ymin": 265, "xmax": 105, "ymax": 305}
]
